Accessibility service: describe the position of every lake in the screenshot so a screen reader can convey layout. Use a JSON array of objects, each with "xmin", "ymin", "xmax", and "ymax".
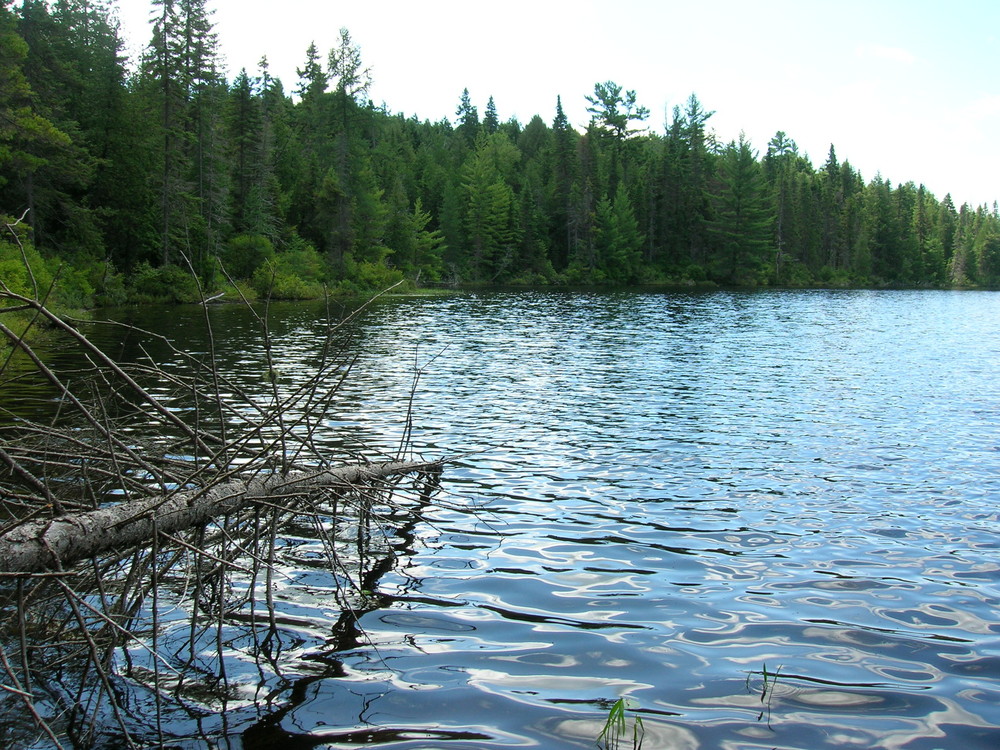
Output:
[{"xmin": 15, "ymin": 289, "xmax": 1000, "ymax": 748}]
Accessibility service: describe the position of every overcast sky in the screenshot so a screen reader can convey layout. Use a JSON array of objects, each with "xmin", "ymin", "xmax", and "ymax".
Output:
[{"xmin": 115, "ymin": 0, "xmax": 999, "ymax": 208}]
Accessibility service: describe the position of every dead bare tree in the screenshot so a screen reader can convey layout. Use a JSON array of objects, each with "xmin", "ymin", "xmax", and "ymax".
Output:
[{"xmin": 0, "ymin": 214, "xmax": 450, "ymax": 748}]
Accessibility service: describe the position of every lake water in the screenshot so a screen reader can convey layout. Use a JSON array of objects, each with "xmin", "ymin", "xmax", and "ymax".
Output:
[{"xmin": 18, "ymin": 289, "xmax": 1000, "ymax": 748}]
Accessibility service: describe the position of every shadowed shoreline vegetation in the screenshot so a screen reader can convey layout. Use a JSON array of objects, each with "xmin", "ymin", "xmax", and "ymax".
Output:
[{"xmin": 3, "ymin": 0, "xmax": 1000, "ymax": 313}]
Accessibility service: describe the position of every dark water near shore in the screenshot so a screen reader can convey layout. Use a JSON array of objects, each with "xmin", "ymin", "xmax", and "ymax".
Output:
[{"xmin": 19, "ymin": 289, "xmax": 1000, "ymax": 748}]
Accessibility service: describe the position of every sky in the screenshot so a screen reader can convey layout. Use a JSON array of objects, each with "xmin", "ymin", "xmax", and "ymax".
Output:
[{"xmin": 114, "ymin": 0, "xmax": 1000, "ymax": 209}]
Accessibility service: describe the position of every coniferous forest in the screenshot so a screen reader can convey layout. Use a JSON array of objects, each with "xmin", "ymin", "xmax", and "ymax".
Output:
[{"xmin": 3, "ymin": 0, "xmax": 1000, "ymax": 309}]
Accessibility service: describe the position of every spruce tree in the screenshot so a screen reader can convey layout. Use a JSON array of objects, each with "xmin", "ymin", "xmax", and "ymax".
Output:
[
  {"xmin": 455, "ymin": 88, "xmax": 479, "ymax": 147},
  {"xmin": 8, "ymin": 0, "xmax": 98, "ymax": 255},
  {"xmin": 483, "ymin": 95, "xmax": 499, "ymax": 134},
  {"xmin": 709, "ymin": 133, "xmax": 772, "ymax": 284}
]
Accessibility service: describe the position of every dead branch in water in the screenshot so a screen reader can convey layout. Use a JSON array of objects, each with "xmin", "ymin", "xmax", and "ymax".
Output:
[
  {"xmin": 0, "ymin": 460, "xmax": 443, "ymax": 575},
  {"xmin": 0, "ymin": 218, "xmax": 452, "ymax": 748}
]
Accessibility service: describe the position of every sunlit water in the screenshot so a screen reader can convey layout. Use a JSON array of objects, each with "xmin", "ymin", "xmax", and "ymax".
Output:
[{"xmin": 20, "ymin": 290, "xmax": 1000, "ymax": 748}]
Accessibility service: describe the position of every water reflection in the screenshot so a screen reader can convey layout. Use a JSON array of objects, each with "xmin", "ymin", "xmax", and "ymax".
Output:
[{"xmin": 14, "ymin": 290, "xmax": 1000, "ymax": 748}]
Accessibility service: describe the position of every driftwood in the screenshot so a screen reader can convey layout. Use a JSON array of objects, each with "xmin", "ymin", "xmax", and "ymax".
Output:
[{"xmin": 0, "ymin": 460, "xmax": 443, "ymax": 575}]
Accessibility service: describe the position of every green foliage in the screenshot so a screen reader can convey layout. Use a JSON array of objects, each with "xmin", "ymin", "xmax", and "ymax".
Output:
[
  {"xmin": 279, "ymin": 239, "xmax": 326, "ymax": 282},
  {"xmin": 0, "ymin": 220, "xmax": 105, "ymax": 309},
  {"xmin": 1, "ymin": 3, "xmax": 997, "ymax": 301},
  {"xmin": 709, "ymin": 134, "xmax": 772, "ymax": 284},
  {"xmin": 455, "ymin": 87, "xmax": 479, "ymax": 146},
  {"xmin": 778, "ymin": 261, "xmax": 814, "ymax": 287},
  {"xmin": 252, "ymin": 263, "xmax": 320, "ymax": 299},
  {"xmin": 595, "ymin": 185, "xmax": 644, "ymax": 283},
  {"xmin": 247, "ymin": 238, "xmax": 326, "ymax": 299},
  {"xmin": 221, "ymin": 233, "xmax": 275, "ymax": 279},
  {"xmin": 460, "ymin": 133, "xmax": 522, "ymax": 280},
  {"xmin": 130, "ymin": 262, "xmax": 202, "ymax": 304},
  {"xmin": 45, "ymin": 261, "xmax": 94, "ymax": 309},
  {"xmin": 586, "ymin": 81, "xmax": 650, "ymax": 141},
  {"xmin": 251, "ymin": 264, "xmax": 317, "ymax": 301},
  {"xmin": 86, "ymin": 260, "xmax": 128, "ymax": 307},
  {"xmin": 343, "ymin": 255, "xmax": 404, "ymax": 292},
  {"xmin": 974, "ymin": 231, "xmax": 1000, "ymax": 286},
  {"xmin": 0, "ymin": 229, "xmax": 52, "ymax": 303}
]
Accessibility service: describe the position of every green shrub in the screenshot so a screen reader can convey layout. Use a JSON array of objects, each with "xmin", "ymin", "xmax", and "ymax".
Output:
[
  {"xmin": 817, "ymin": 265, "xmax": 853, "ymax": 287},
  {"xmin": 45, "ymin": 262, "xmax": 95, "ymax": 309},
  {"xmin": 684, "ymin": 263, "xmax": 709, "ymax": 282},
  {"xmin": 251, "ymin": 261, "xmax": 324, "ymax": 300},
  {"xmin": 0, "ymin": 230, "xmax": 54, "ymax": 303},
  {"xmin": 344, "ymin": 257, "xmax": 404, "ymax": 291},
  {"xmin": 777, "ymin": 261, "xmax": 814, "ymax": 287},
  {"xmin": 220, "ymin": 234, "xmax": 275, "ymax": 280},
  {"xmin": 218, "ymin": 278, "xmax": 258, "ymax": 302},
  {"xmin": 278, "ymin": 240, "xmax": 326, "ymax": 283},
  {"xmin": 248, "ymin": 239, "xmax": 331, "ymax": 300},
  {"xmin": 87, "ymin": 260, "xmax": 128, "ymax": 307},
  {"xmin": 130, "ymin": 263, "xmax": 202, "ymax": 303}
]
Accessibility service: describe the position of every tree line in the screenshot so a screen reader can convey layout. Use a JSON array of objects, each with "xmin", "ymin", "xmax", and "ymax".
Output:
[{"xmin": 3, "ymin": 0, "xmax": 1000, "ymax": 308}]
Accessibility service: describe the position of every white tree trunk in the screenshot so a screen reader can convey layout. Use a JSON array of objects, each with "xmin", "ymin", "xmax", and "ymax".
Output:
[{"xmin": 0, "ymin": 461, "xmax": 440, "ymax": 574}]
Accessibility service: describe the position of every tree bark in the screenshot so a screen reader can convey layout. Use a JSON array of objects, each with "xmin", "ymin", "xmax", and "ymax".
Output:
[{"xmin": 0, "ymin": 460, "xmax": 441, "ymax": 575}]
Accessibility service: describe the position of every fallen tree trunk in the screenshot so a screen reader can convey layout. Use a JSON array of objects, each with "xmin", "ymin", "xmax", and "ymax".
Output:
[
  {"xmin": 0, "ymin": 229, "xmax": 461, "ymax": 747},
  {"xmin": 0, "ymin": 460, "xmax": 442, "ymax": 575}
]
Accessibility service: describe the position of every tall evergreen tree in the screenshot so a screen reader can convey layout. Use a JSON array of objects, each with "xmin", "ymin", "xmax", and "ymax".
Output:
[
  {"xmin": 455, "ymin": 87, "xmax": 479, "ymax": 147},
  {"xmin": 483, "ymin": 95, "xmax": 499, "ymax": 134},
  {"xmin": 709, "ymin": 133, "xmax": 772, "ymax": 283},
  {"xmin": 460, "ymin": 132, "xmax": 521, "ymax": 280},
  {"xmin": 8, "ymin": 0, "xmax": 98, "ymax": 255},
  {"xmin": 295, "ymin": 41, "xmax": 326, "ymax": 100},
  {"xmin": 679, "ymin": 94, "xmax": 715, "ymax": 267},
  {"xmin": 550, "ymin": 96, "xmax": 577, "ymax": 270},
  {"xmin": 227, "ymin": 69, "xmax": 261, "ymax": 235},
  {"xmin": 764, "ymin": 131, "xmax": 799, "ymax": 282},
  {"xmin": 143, "ymin": 0, "xmax": 187, "ymax": 265},
  {"xmin": 595, "ymin": 183, "xmax": 643, "ymax": 283}
]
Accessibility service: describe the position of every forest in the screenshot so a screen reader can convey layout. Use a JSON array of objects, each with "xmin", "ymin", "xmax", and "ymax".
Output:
[{"xmin": 3, "ymin": 0, "xmax": 1000, "ymax": 310}]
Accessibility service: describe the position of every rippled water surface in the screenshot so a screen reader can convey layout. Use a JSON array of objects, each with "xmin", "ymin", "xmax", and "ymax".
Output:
[{"xmin": 48, "ymin": 291, "xmax": 1000, "ymax": 747}]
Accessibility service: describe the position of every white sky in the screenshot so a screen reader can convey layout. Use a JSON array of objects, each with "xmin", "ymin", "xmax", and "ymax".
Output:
[{"xmin": 113, "ymin": 0, "xmax": 1000, "ymax": 208}]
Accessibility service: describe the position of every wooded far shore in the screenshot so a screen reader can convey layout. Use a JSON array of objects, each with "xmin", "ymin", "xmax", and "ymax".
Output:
[{"xmin": 3, "ymin": 1, "xmax": 1000, "ymax": 315}]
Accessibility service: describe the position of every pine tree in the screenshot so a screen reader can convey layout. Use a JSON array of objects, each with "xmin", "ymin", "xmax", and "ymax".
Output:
[
  {"xmin": 295, "ymin": 41, "xmax": 327, "ymax": 101},
  {"xmin": 136, "ymin": 0, "xmax": 226, "ymax": 271},
  {"xmin": 483, "ymin": 95, "xmax": 499, "ymax": 134},
  {"xmin": 585, "ymin": 81, "xmax": 649, "ymax": 141},
  {"xmin": 595, "ymin": 183, "xmax": 643, "ymax": 283},
  {"xmin": 709, "ymin": 133, "xmax": 772, "ymax": 284},
  {"xmin": 764, "ymin": 131, "xmax": 798, "ymax": 282},
  {"xmin": 680, "ymin": 94, "xmax": 715, "ymax": 267},
  {"xmin": 455, "ymin": 88, "xmax": 479, "ymax": 147},
  {"xmin": 972, "ymin": 206, "xmax": 1000, "ymax": 285},
  {"xmin": 228, "ymin": 69, "xmax": 262, "ymax": 234},
  {"xmin": 7, "ymin": 1, "xmax": 97, "ymax": 255},
  {"xmin": 327, "ymin": 27, "xmax": 370, "ymax": 101},
  {"xmin": 912, "ymin": 184, "xmax": 945, "ymax": 283},
  {"xmin": 143, "ymin": 0, "xmax": 187, "ymax": 265},
  {"xmin": 550, "ymin": 96, "xmax": 578, "ymax": 270},
  {"xmin": 327, "ymin": 26, "xmax": 370, "ymax": 137},
  {"xmin": 460, "ymin": 132, "xmax": 521, "ymax": 280}
]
